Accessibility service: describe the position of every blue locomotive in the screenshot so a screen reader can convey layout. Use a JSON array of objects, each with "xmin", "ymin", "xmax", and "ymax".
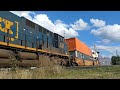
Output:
[{"xmin": 0, "ymin": 11, "xmax": 69, "ymax": 67}]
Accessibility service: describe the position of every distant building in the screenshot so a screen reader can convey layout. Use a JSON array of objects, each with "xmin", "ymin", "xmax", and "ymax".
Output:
[{"xmin": 98, "ymin": 56, "xmax": 111, "ymax": 66}]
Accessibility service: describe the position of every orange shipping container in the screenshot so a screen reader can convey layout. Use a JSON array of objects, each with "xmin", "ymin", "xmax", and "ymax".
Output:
[{"xmin": 65, "ymin": 38, "xmax": 92, "ymax": 56}]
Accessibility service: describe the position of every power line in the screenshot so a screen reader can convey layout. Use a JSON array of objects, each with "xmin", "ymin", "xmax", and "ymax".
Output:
[{"xmin": 94, "ymin": 44, "xmax": 97, "ymax": 52}]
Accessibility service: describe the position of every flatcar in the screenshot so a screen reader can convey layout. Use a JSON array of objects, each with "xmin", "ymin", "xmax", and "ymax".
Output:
[{"xmin": 0, "ymin": 11, "xmax": 69, "ymax": 67}]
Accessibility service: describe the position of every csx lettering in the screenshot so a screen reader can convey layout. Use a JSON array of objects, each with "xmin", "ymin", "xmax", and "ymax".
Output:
[{"xmin": 0, "ymin": 17, "xmax": 13, "ymax": 34}]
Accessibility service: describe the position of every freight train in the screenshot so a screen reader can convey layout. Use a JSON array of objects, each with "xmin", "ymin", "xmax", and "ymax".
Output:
[
  {"xmin": 0, "ymin": 11, "xmax": 99, "ymax": 67},
  {"xmin": 65, "ymin": 38, "xmax": 99, "ymax": 66}
]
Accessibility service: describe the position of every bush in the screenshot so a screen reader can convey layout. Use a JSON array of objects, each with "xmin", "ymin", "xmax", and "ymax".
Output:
[{"xmin": 111, "ymin": 56, "xmax": 120, "ymax": 65}]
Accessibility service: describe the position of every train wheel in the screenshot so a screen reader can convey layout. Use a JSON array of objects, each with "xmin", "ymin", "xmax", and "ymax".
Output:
[
  {"xmin": 60, "ymin": 59, "xmax": 68, "ymax": 67},
  {"xmin": 60, "ymin": 61, "xmax": 64, "ymax": 67},
  {"xmin": 72, "ymin": 62, "xmax": 78, "ymax": 66}
]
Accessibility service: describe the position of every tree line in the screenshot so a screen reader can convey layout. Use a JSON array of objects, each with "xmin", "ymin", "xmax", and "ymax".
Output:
[{"xmin": 111, "ymin": 56, "xmax": 120, "ymax": 65}]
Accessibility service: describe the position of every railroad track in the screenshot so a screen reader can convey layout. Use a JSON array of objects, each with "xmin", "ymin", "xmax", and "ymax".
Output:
[
  {"xmin": 65, "ymin": 65, "xmax": 113, "ymax": 69},
  {"xmin": 0, "ymin": 64, "xmax": 114, "ymax": 71}
]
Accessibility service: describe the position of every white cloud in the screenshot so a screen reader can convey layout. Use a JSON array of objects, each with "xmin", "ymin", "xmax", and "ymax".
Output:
[
  {"xmin": 10, "ymin": 11, "xmax": 79, "ymax": 38},
  {"xmin": 54, "ymin": 20, "xmax": 79, "ymax": 38},
  {"xmin": 91, "ymin": 45, "xmax": 120, "ymax": 58},
  {"xmin": 66, "ymin": 28, "xmax": 79, "ymax": 38},
  {"xmin": 10, "ymin": 11, "xmax": 33, "ymax": 20},
  {"xmin": 96, "ymin": 39, "xmax": 111, "ymax": 44},
  {"xmin": 10, "ymin": 11, "xmax": 22, "ymax": 16},
  {"xmin": 100, "ymin": 54, "xmax": 112, "ymax": 58},
  {"xmin": 32, "ymin": 14, "xmax": 56, "ymax": 32},
  {"xmin": 90, "ymin": 18, "xmax": 106, "ymax": 27},
  {"xmin": 32, "ymin": 14, "xmax": 79, "ymax": 38},
  {"xmin": 91, "ymin": 24, "xmax": 120, "ymax": 42},
  {"xmin": 71, "ymin": 18, "xmax": 89, "ymax": 30}
]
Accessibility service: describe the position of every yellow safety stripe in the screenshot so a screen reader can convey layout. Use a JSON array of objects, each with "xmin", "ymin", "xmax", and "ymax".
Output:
[{"xmin": 0, "ymin": 41, "xmax": 69, "ymax": 57}]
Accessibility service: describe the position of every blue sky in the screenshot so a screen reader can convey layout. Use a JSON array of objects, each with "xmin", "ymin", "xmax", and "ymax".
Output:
[{"xmin": 11, "ymin": 11, "xmax": 120, "ymax": 58}]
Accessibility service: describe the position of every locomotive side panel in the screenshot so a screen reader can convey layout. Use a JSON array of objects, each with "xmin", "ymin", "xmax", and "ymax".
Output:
[
  {"xmin": 0, "ymin": 11, "xmax": 22, "ymax": 46},
  {"xmin": 0, "ymin": 11, "xmax": 70, "ymax": 67}
]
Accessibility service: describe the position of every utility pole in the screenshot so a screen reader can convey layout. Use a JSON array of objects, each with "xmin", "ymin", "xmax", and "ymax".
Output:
[
  {"xmin": 116, "ymin": 49, "xmax": 118, "ymax": 56},
  {"xmin": 94, "ymin": 44, "xmax": 96, "ymax": 52}
]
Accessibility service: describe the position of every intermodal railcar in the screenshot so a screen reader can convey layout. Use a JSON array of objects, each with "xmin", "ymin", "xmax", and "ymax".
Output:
[{"xmin": 65, "ymin": 38, "xmax": 99, "ymax": 66}]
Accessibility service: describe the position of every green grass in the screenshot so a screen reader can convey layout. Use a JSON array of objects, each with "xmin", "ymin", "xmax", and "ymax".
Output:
[
  {"xmin": 0, "ymin": 63, "xmax": 120, "ymax": 79},
  {"xmin": 64, "ymin": 65, "xmax": 120, "ymax": 79}
]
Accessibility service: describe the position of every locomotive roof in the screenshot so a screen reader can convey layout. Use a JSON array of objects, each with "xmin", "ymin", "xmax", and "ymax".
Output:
[{"xmin": 10, "ymin": 11, "xmax": 64, "ymax": 38}]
